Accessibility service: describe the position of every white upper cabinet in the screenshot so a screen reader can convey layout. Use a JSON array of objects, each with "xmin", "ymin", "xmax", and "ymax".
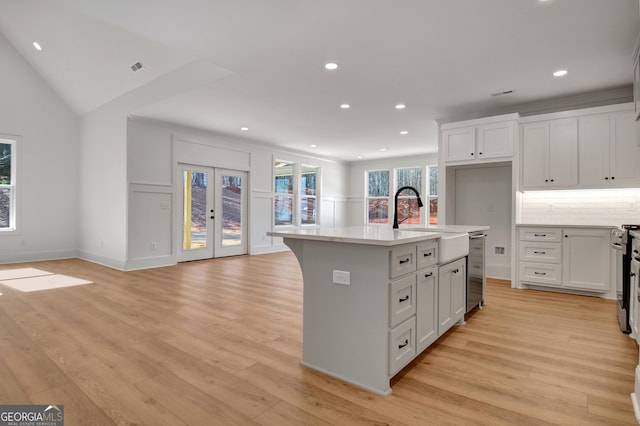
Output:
[
  {"xmin": 441, "ymin": 116, "xmax": 517, "ymax": 165},
  {"xmin": 442, "ymin": 126, "xmax": 475, "ymax": 162},
  {"xmin": 579, "ymin": 110, "xmax": 640, "ymax": 188},
  {"xmin": 521, "ymin": 118, "xmax": 578, "ymax": 189}
]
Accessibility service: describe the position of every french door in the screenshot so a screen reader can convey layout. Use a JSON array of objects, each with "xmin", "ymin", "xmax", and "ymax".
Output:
[{"xmin": 178, "ymin": 165, "xmax": 247, "ymax": 262}]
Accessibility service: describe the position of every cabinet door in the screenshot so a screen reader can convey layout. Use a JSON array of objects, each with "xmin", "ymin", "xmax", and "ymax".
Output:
[
  {"xmin": 451, "ymin": 259, "xmax": 466, "ymax": 322},
  {"xmin": 416, "ymin": 266, "xmax": 438, "ymax": 352},
  {"xmin": 477, "ymin": 121, "xmax": 514, "ymax": 160},
  {"xmin": 610, "ymin": 111, "xmax": 640, "ymax": 187},
  {"xmin": 521, "ymin": 122, "xmax": 549, "ymax": 188},
  {"xmin": 579, "ymin": 114, "xmax": 611, "ymax": 187},
  {"xmin": 442, "ymin": 127, "xmax": 475, "ymax": 162},
  {"xmin": 562, "ymin": 228, "xmax": 610, "ymax": 292},
  {"xmin": 437, "ymin": 264, "xmax": 454, "ymax": 335},
  {"xmin": 548, "ymin": 118, "xmax": 578, "ymax": 186},
  {"xmin": 438, "ymin": 258, "xmax": 465, "ymax": 336}
]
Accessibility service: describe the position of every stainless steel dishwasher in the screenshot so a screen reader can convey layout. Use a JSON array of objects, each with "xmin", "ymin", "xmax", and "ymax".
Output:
[{"xmin": 466, "ymin": 231, "xmax": 486, "ymax": 313}]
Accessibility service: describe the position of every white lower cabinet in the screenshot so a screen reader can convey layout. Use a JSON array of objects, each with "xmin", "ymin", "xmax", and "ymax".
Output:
[
  {"xmin": 517, "ymin": 226, "xmax": 611, "ymax": 293},
  {"xmin": 562, "ymin": 228, "xmax": 610, "ymax": 292},
  {"xmin": 438, "ymin": 258, "xmax": 466, "ymax": 335},
  {"xmin": 416, "ymin": 266, "xmax": 438, "ymax": 352},
  {"xmin": 388, "ymin": 317, "xmax": 416, "ymax": 375}
]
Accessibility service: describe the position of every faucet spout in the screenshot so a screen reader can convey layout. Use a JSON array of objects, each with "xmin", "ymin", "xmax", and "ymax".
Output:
[{"xmin": 393, "ymin": 186, "xmax": 424, "ymax": 229}]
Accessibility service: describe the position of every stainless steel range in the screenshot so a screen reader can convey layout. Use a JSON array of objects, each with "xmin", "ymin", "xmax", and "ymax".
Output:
[{"xmin": 612, "ymin": 225, "xmax": 640, "ymax": 334}]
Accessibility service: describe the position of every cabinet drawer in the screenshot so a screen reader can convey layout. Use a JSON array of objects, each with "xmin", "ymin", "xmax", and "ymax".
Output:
[
  {"xmin": 389, "ymin": 316, "xmax": 416, "ymax": 376},
  {"xmin": 390, "ymin": 246, "xmax": 416, "ymax": 278},
  {"xmin": 519, "ymin": 242, "xmax": 561, "ymax": 264},
  {"xmin": 519, "ymin": 227, "xmax": 562, "ymax": 242},
  {"xmin": 519, "ymin": 262, "xmax": 562, "ymax": 286},
  {"xmin": 417, "ymin": 241, "xmax": 438, "ymax": 269},
  {"xmin": 389, "ymin": 275, "xmax": 417, "ymax": 328}
]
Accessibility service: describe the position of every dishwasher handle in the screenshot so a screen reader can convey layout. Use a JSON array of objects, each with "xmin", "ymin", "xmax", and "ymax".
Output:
[{"xmin": 469, "ymin": 234, "xmax": 487, "ymax": 239}]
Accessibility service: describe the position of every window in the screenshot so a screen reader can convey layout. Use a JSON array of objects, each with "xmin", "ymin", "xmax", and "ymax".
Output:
[
  {"xmin": 395, "ymin": 167, "xmax": 422, "ymax": 225},
  {"xmin": 274, "ymin": 160, "xmax": 321, "ymax": 227},
  {"xmin": 0, "ymin": 138, "xmax": 16, "ymax": 231},
  {"xmin": 366, "ymin": 170, "xmax": 390, "ymax": 224},
  {"xmin": 301, "ymin": 165, "xmax": 317, "ymax": 225},
  {"xmin": 428, "ymin": 166, "xmax": 438, "ymax": 225},
  {"xmin": 274, "ymin": 161, "xmax": 295, "ymax": 226}
]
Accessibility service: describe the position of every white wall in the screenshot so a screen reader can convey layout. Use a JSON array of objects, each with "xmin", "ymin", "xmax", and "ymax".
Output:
[
  {"xmin": 346, "ymin": 154, "xmax": 439, "ymax": 226},
  {"xmin": 78, "ymin": 60, "xmax": 232, "ymax": 270},
  {"xmin": 0, "ymin": 33, "xmax": 80, "ymax": 262},
  {"xmin": 454, "ymin": 165, "xmax": 512, "ymax": 279},
  {"xmin": 126, "ymin": 117, "xmax": 349, "ymax": 269}
]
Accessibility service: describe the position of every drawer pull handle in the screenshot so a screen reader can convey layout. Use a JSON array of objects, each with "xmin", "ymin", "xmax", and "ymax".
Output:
[
  {"xmin": 398, "ymin": 339, "xmax": 409, "ymax": 349},
  {"xmin": 399, "ymin": 295, "xmax": 410, "ymax": 303},
  {"xmin": 534, "ymin": 272, "xmax": 546, "ymax": 276},
  {"xmin": 399, "ymin": 258, "xmax": 410, "ymax": 265},
  {"xmin": 534, "ymin": 234, "xmax": 546, "ymax": 237},
  {"xmin": 425, "ymin": 272, "xmax": 433, "ymax": 278},
  {"xmin": 631, "ymin": 273, "xmax": 636, "ymax": 277},
  {"xmin": 423, "ymin": 252, "xmax": 433, "ymax": 257},
  {"xmin": 533, "ymin": 251, "xmax": 546, "ymax": 255},
  {"xmin": 453, "ymin": 268, "xmax": 459, "ymax": 274}
]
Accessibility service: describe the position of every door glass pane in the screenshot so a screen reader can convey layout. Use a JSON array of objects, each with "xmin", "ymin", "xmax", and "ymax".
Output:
[
  {"xmin": 222, "ymin": 175, "xmax": 242, "ymax": 247},
  {"xmin": 183, "ymin": 170, "xmax": 208, "ymax": 250}
]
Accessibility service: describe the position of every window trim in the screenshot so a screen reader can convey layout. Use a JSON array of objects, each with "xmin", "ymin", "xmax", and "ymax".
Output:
[
  {"xmin": 365, "ymin": 169, "xmax": 391, "ymax": 225},
  {"xmin": 0, "ymin": 136, "xmax": 18, "ymax": 234},
  {"xmin": 273, "ymin": 159, "xmax": 321, "ymax": 229}
]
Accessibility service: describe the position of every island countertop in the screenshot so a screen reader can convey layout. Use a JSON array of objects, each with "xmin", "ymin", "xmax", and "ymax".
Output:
[{"xmin": 267, "ymin": 226, "xmax": 445, "ymax": 246}]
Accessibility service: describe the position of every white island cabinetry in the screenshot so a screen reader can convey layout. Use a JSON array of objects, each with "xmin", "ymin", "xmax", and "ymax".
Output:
[{"xmin": 267, "ymin": 226, "xmax": 485, "ymax": 395}]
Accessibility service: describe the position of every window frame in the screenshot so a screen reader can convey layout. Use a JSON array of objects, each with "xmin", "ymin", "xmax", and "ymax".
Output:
[
  {"xmin": 365, "ymin": 169, "xmax": 391, "ymax": 225},
  {"xmin": 273, "ymin": 159, "xmax": 321, "ymax": 228},
  {"xmin": 300, "ymin": 164, "xmax": 319, "ymax": 226},
  {"xmin": 394, "ymin": 166, "xmax": 424, "ymax": 226},
  {"xmin": 0, "ymin": 136, "xmax": 18, "ymax": 233}
]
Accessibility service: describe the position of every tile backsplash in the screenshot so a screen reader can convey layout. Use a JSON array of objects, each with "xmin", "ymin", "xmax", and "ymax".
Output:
[{"xmin": 519, "ymin": 189, "xmax": 640, "ymax": 226}]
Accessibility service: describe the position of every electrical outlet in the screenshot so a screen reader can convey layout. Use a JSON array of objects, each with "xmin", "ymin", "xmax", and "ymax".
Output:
[
  {"xmin": 333, "ymin": 270, "xmax": 350, "ymax": 285},
  {"xmin": 150, "ymin": 242, "xmax": 157, "ymax": 250}
]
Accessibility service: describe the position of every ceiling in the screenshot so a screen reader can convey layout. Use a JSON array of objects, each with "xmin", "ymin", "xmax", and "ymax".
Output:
[{"xmin": 0, "ymin": 0, "xmax": 638, "ymax": 161}]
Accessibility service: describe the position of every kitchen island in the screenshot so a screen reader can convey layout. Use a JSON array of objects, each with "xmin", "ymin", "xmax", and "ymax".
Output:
[{"xmin": 268, "ymin": 225, "xmax": 487, "ymax": 395}]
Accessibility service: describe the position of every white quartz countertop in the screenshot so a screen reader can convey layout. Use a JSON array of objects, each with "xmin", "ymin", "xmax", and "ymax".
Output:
[
  {"xmin": 404, "ymin": 224, "xmax": 489, "ymax": 233},
  {"xmin": 268, "ymin": 226, "xmax": 446, "ymax": 246},
  {"xmin": 268, "ymin": 224, "xmax": 489, "ymax": 246},
  {"xmin": 516, "ymin": 224, "xmax": 617, "ymax": 229}
]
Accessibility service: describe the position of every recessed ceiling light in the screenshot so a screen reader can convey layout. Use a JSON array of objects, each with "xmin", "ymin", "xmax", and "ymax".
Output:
[
  {"xmin": 310, "ymin": 144, "xmax": 317, "ymax": 148},
  {"xmin": 240, "ymin": 127, "xmax": 249, "ymax": 131},
  {"xmin": 356, "ymin": 155, "xmax": 363, "ymax": 159},
  {"xmin": 395, "ymin": 104, "xmax": 406, "ymax": 109},
  {"xmin": 553, "ymin": 69, "xmax": 568, "ymax": 77},
  {"xmin": 325, "ymin": 63, "xmax": 338, "ymax": 70},
  {"xmin": 33, "ymin": 42, "xmax": 42, "ymax": 51},
  {"xmin": 340, "ymin": 104, "xmax": 350, "ymax": 109},
  {"xmin": 380, "ymin": 148, "xmax": 389, "ymax": 151},
  {"xmin": 400, "ymin": 131, "xmax": 409, "ymax": 135}
]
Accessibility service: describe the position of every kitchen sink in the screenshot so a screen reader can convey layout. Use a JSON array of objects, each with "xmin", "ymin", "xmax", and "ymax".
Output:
[{"xmin": 437, "ymin": 232, "xmax": 469, "ymax": 264}]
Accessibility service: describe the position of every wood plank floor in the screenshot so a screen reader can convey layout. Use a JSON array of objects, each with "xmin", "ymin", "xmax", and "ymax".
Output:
[{"xmin": 0, "ymin": 252, "xmax": 637, "ymax": 425}]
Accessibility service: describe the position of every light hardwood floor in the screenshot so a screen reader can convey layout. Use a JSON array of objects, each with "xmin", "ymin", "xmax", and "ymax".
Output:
[{"xmin": 0, "ymin": 252, "xmax": 637, "ymax": 425}]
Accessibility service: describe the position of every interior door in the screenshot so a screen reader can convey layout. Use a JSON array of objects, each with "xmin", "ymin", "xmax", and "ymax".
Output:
[
  {"xmin": 178, "ymin": 165, "xmax": 215, "ymax": 262},
  {"xmin": 214, "ymin": 169, "xmax": 248, "ymax": 257}
]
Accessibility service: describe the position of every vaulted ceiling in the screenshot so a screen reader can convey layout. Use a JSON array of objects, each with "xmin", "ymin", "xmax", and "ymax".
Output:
[{"xmin": 0, "ymin": 0, "xmax": 637, "ymax": 160}]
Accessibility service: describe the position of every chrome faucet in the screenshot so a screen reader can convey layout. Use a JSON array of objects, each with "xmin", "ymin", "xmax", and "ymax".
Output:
[{"xmin": 393, "ymin": 186, "xmax": 424, "ymax": 229}]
